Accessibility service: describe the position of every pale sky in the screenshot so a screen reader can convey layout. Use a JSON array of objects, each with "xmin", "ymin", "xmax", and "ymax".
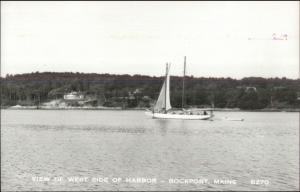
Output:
[{"xmin": 1, "ymin": 1, "xmax": 299, "ymax": 79}]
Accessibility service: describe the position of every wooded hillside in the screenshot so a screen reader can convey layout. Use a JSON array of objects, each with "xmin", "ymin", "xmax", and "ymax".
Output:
[{"xmin": 1, "ymin": 72, "xmax": 300, "ymax": 109}]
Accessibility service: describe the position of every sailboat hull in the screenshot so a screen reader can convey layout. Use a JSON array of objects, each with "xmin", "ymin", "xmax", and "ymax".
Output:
[{"xmin": 145, "ymin": 111, "xmax": 212, "ymax": 120}]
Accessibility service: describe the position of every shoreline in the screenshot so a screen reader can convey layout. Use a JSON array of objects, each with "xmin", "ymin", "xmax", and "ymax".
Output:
[{"xmin": 1, "ymin": 106, "xmax": 299, "ymax": 112}]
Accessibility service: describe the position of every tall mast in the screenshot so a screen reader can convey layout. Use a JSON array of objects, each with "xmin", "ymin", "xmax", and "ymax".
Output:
[
  {"xmin": 165, "ymin": 62, "xmax": 168, "ymax": 113},
  {"xmin": 182, "ymin": 56, "xmax": 186, "ymax": 109}
]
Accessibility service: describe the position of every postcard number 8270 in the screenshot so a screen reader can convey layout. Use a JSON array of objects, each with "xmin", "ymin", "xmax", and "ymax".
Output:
[{"xmin": 250, "ymin": 179, "xmax": 270, "ymax": 185}]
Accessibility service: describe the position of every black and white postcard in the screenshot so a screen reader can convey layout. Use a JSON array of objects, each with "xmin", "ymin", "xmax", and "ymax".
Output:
[{"xmin": 1, "ymin": 1, "xmax": 299, "ymax": 191}]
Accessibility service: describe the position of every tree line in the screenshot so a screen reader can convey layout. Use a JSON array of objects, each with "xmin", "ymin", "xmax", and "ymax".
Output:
[{"xmin": 1, "ymin": 72, "xmax": 300, "ymax": 109}]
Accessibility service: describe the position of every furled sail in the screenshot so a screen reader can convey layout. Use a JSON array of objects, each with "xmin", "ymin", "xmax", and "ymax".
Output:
[{"xmin": 154, "ymin": 64, "xmax": 171, "ymax": 112}]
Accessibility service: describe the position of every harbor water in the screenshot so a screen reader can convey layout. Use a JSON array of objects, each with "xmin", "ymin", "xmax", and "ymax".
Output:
[{"xmin": 1, "ymin": 110, "xmax": 299, "ymax": 191}]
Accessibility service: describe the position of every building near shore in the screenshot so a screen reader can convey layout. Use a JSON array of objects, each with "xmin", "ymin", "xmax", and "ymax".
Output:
[{"xmin": 63, "ymin": 91, "xmax": 85, "ymax": 101}]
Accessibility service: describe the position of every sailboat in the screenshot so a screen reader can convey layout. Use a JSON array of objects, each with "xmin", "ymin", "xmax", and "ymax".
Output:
[{"xmin": 145, "ymin": 56, "xmax": 213, "ymax": 120}]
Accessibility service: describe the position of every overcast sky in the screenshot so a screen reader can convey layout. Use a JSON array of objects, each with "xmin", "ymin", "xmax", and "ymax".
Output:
[{"xmin": 1, "ymin": 1, "xmax": 299, "ymax": 79}]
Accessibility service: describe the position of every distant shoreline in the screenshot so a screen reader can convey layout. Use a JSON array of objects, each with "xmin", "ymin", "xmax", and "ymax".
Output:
[{"xmin": 1, "ymin": 106, "xmax": 299, "ymax": 112}]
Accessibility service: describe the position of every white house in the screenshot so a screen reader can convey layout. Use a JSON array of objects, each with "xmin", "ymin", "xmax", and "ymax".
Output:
[{"xmin": 63, "ymin": 91, "xmax": 84, "ymax": 101}]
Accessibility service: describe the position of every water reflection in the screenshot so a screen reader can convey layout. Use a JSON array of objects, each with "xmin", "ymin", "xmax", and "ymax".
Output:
[
  {"xmin": 152, "ymin": 119, "xmax": 191, "ymax": 136},
  {"xmin": 154, "ymin": 119, "xmax": 169, "ymax": 136},
  {"xmin": 179, "ymin": 120, "xmax": 189, "ymax": 135}
]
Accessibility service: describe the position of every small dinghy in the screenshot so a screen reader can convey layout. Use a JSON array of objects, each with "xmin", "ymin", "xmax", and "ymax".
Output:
[{"xmin": 223, "ymin": 117, "xmax": 244, "ymax": 121}]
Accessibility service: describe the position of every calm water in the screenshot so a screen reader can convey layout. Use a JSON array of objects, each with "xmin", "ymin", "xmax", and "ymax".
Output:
[{"xmin": 1, "ymin": 110, "xmax": 299, "ymax": 191}]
